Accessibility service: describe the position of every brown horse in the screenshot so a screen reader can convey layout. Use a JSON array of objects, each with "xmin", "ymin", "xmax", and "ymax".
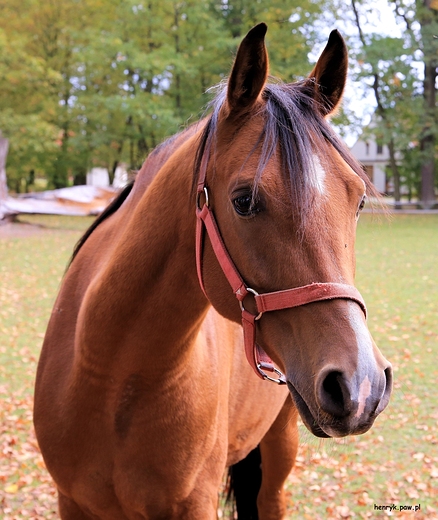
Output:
[{"xmin": 34, "ymin": 24, "xmax": 392, "ymax": 519}]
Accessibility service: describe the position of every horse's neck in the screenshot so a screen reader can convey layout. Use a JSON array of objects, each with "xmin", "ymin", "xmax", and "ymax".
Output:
[{"xmin": 77, "ymin": 131, "xmax": 209, "ymax": 377}]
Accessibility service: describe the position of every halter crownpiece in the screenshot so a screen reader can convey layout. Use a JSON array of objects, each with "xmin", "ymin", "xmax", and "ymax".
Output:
[{"xmin": 195, "ymin": 160, "xmax": 367, "ymax": 384}]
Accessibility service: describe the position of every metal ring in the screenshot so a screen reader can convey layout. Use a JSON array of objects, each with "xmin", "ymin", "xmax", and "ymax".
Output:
[
  {"xmin": 239, "ymin": 287, "xmax": 263, "ymax": 320},
  {"xmin": 257, "ymin": 364, "xmax": 287, "ymax": 385},
  {"xmin": 196, "ymin": 187, "xmax": 209, "ymax": 210}
]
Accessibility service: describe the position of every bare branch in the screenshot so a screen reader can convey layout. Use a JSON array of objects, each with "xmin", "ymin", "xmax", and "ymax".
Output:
[{"xmin": 351, "ymin": 0, "xmax": 385, "ymax": 117}]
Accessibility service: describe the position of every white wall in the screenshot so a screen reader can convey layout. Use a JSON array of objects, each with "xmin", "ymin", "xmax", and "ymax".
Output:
[
  {"xmin": 86, "ymin": 165, "xmax": 128, "ymax": 188},
  {"xmin": 373, "ymin": 164, "xmax": 386, "ymax": 193},
  {"xmin": 87, "ymin": 167, "xmax": 109, "ymax": 187}
]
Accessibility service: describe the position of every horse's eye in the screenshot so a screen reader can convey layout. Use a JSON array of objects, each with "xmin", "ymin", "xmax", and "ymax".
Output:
[
  {"xmin": 356, "ymin": 196, "xmax": 366, "ymax": 218},
  {"xmin": 233, "ymin": 194, "xmax": 258, "ymax": 217}
]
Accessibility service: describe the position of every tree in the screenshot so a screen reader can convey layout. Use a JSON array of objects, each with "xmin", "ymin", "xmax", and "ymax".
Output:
[
  {"xmin": 0, "ymin": 111, "xmax": 59, "ymax": 192},
  {"xmin": 415, "ymin": 0, "xmax": 438, "ymax": 207},
  {"xmin": 217, "ymin": 0, "xmax": 325, "ymax": 80},
  {"xmin": 0, "ymin": 2, "xmax": 62, "ymax": 192},
  {"xmin": 336, "ymin": 0, "xmax": 437, "ymax": 207},
  {"xmin": 0, "ymin": 0, "xmax": 334, "ymax": 191}
]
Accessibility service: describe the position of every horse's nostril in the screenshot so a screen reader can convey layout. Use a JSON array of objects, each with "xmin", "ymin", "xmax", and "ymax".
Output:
[
  {"xmin": 319, "ymin": 370, "xmax": 352, "ymax": 418},
  {"xmin": 375, "ymin": 365, "xmax": 393, "ymax": 415},
  {"xmin": 323, "ymin": 371, "xmax": 343, "ymax": 405},
  {"xmin": 384, "ymin": 366, "xmax": 392, "ymax": 391}
]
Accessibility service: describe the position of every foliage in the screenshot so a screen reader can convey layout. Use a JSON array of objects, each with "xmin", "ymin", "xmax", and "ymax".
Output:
[
  {"xmin": 0, "ymin": 214, "xmax": 437, "ymax": 518},
  {"xmin": 331, "ymin": 0, "xmax": 438, "ymax": 204},
  {"xmin": 0, "ymin": 16, "xmax": 61, "ymax": 192},
  {"xmin": 0, "ymin": 112, "xmax": 59, "ymax": 193},
  {"xmin": 0, "ymin": 0, "xmax": 328, "ymax": 192}
]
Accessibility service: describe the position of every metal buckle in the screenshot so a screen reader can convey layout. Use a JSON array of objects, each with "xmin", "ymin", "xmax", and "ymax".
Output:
[
  {"xmin": 257, "ymin": 363, "xmax": 287, "ymax": 385},
  {"xmin": 196, "ymin": 187, "xmax": 209, "ymax": 210},
  {"xmin": 239, "ymin": 287, "xmax": 263, "ymax": 320}
]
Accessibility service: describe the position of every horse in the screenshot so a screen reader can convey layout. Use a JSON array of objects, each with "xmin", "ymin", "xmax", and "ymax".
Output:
[{"xmin": 34, "ymin": 23, "xmax": 392, "ymax": 519}]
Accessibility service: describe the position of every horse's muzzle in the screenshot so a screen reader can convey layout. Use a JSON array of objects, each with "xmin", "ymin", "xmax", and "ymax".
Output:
[{"xmin": 287, "ymin": 363, "xmax": 393, "ymax": 438}]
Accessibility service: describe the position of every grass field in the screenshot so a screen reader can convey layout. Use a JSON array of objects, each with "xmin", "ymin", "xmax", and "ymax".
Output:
[{"xmin": 0, "ymin": 213, "xmax": 437, "ymax": 519}]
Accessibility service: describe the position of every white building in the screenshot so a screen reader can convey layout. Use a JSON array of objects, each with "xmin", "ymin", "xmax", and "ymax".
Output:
[
  {"xmin": 350, "ymin": 137, "xmax": 388, "ymax": 194},
  {"xmin": 86, "ymin": 165, "xmax": 129, "ymax": 188}
]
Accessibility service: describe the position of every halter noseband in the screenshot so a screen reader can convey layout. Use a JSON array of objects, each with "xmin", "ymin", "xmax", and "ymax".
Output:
[{"xmin": 195, "ymin": 157, "xmax": 367, "ymax": 385}]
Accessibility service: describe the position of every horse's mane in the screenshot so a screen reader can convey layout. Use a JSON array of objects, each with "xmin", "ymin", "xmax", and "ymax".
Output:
[{"xmin": 194, "ymin": 80, "xmax": 376, "ymax": 218}]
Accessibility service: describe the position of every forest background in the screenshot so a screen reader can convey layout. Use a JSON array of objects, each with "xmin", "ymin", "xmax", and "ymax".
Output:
[{"xmin": 0, "ymin": 0, "xmax": 437, "ymax": 207}]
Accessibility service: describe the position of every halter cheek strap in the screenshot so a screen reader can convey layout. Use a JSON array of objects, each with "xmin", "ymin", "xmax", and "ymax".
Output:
[{"xmin": 195, "ymin": 168, "xmax": 367, "ymax": 384}]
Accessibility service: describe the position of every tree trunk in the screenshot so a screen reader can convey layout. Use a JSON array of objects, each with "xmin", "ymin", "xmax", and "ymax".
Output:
[
  {"xmin": 0, "ymin": 138, "xmax": 8, "ymax": 199},
  {"xmin": 420, "ymin": 61, "xmax": 436, "ymax": 208},
  {"xmin": 73, "ymin": 168, "xmax": 87, "ymax": 185},
  {"xmin": 110, "ymin": 160, "xmax": 119, "ymax": 185},
  {"xmin": 419, "ymin": 0, "xmax": 437, "ymax": 208},
  {"xmin": 137, "ymin": 124, "xmax": 149, "ymax": 162},
  {"xmin": 388, "ymin": 139, "xmax": 402, "ymax": 209},
  {"xmin": 110, "ymin": 137, "xmax": 125, "ymax": 185},
  {"xmin": 0, "ymin": 137, "xmax": 10, "ymax": 220},
  {"xmin": 129, "ymin": 138, "xmax": 135, "ymax": 171},
  {"xmin": 53, "ymin": 137, "xmax": 69, "ymax": 188},
  {"xmin": 54, "ymin": 74, "xmax": 71, "ymax": 189},
  {"xmin": 173, "ymin": 5, "xmax": 182, "ymax": 117}
]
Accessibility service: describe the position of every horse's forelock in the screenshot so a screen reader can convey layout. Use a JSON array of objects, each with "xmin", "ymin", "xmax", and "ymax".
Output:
[{"xmin": 194, "ymin": 80, "xmax": 373, "ymax": 215}]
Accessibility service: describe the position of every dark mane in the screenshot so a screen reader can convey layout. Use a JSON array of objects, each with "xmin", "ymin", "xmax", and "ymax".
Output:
[{"xmin": 194, "ymin": 80, "xmax": 375, "ymax": 217}]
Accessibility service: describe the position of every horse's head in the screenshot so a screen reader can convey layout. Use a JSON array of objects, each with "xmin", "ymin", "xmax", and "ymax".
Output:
[{"xmin": 196, "ymin": 24, "xmax": 392, "ymax": 438}]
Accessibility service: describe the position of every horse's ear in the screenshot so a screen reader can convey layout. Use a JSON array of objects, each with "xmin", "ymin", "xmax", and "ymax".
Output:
[
  {"xmin": 306, "ymin": 30, "xmax": 348, "ymax": 116},
  {"xmin": 226, "ymin": 23, "xmax": 269, "ymax": 115}
]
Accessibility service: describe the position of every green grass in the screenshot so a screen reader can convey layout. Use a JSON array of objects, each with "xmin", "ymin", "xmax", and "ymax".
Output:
[
  {"xmin": 0, "ymin": 216, "xmax": 93, "ymax": 519},
  {"xmin": 0, "ymin": 215, "xmax": 94, "ymax": 396},
  {"xmin": 286, "ymin": 214, "xmax": 438, "ymax": 519},
  {"xmin": 0, "ymin": 214, "xmax": 437, "ymax": 519}
]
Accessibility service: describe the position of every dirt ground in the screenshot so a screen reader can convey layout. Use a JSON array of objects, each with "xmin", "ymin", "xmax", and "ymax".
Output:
[{"xmin": 0, "ymin": 221, "xmax": 50, "ymax": 239}]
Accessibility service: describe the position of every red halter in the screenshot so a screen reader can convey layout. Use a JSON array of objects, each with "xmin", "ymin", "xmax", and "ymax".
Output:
[{"xmin": 195, "ymin": 158, "xmax": 367, "ymax": 384}]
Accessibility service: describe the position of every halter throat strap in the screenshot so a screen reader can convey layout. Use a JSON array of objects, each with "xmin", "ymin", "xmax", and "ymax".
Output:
[{"xmin": 195, "ymin": 182, "xmax": 367, "ymax": 384}]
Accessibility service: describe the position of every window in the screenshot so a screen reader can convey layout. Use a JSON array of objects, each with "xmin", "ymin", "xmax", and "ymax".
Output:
[
  {"xmin": 377, "ymin": 144, "xmax": 383, "ymax": 155},
  {"xmin": 364, "ymin": 165, "xmax": 373, "ymax": 180}
]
